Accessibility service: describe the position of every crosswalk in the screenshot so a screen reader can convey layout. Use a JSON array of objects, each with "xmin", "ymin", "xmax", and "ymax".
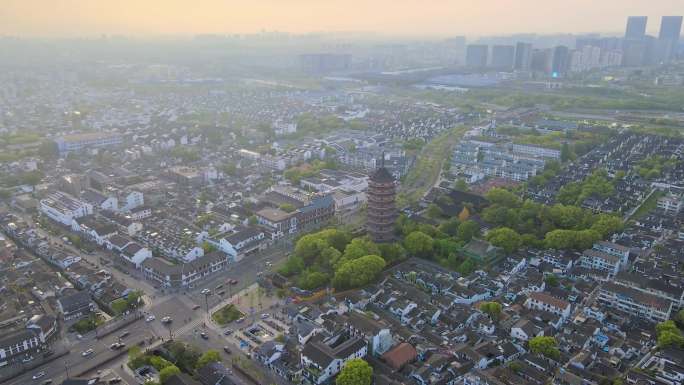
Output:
[{"xmin": 170, "ymin": 315, "xmax": 207, "ymax": 339}]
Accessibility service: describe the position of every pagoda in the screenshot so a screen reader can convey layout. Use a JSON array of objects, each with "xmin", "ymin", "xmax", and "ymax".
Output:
[{"xmin": 366, "ymin": 156, "xmax": 397, "ymax": 243}]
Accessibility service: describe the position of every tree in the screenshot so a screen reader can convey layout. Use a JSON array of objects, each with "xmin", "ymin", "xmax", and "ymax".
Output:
[
  {"xmin": 457, "ymin": 220, "xmax": 480, "ymax": 242},
  {"xmin": 196, "ymin": 350, "xmax": 221, "ymax": 369},
  {"xmin": 426, "ymin": 204, "xmax": 443, "ymax": 219},
  {"xmin": 675, "ymin": 309, "xmax": 684, "ymax": 328},
  {"xmin": 336, "ymin": 359, "xmax": 372, "ymax": 385},
  {"xmin": 545, "ymin": 274, "xmax": 560, "ymax": 287},
  {"xmin": 485, "ymin": 188, "xmax": 521, "ymax": 208},
  {"xmin": 333, "ymin": 255, "xmax": 386, "ymax": 290},
  {"xmin": 486, "ymin": 227, "xmax": 522, "ymax": 253},
  {"xmin": 159, "ymin": 365, "xmax": 181, "ymax": 384},
  {"xmin": 111, "ymin": 298, "xmax": 129, "ymax": 315},
  {"xmin": 560, "ymin": 142, "xmax": 573, "ymax": 163},
  {"xmin": 479, "ymin": 301, "xmax": 502, "ymax": 320},
  {"xmin": 341, "ymin": 237, "xmax": 381, "ymax": 263},
  {"xmin": 404, "ymin": 231, "xmax": 434, "ymax": 259},
  {"xmin": 656, "ymin": 320, "xmax": 684, "ymax": 349},
  {"xmin": 454, "ymin": 178, "xmax": 469, "ymax": 192},
  {"xmin": 438, "ymin": 218, "xmax": 461, "ymax": 237},
  {"xmin": 529, "ymin": 336, "xmax": 560, "ymax": 360},
  {"xmin": 458, "ymin": 206, "xmax": 471, "ymax": 222}
]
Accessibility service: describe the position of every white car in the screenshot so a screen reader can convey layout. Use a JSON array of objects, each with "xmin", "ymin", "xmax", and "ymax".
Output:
[
  {"xmin": 32, "ymin": 371, "xmax": 45, "ymax": 380},
  {"xmin": 201, "ymin": 288, "xmax": 211, "ymax": 295},
  {"xmin": 260, "ymin": 313, "xmax": 269, "ymax": 320},
  {"xmin": 81, "ymin": 349, "xmax": 94, "ymax": 357},
  {"xmin": 146, "ymin": 315, "xmax": 156, "ymax": 322},
  {"xmin": 161, "ymin": 316, "xmax": 172, "ymax": 323}
]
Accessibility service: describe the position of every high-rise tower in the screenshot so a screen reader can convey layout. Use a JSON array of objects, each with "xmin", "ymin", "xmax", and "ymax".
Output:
[{"xmin": 366, "ymin": 156, "xmax": 397, "ymax": 243}]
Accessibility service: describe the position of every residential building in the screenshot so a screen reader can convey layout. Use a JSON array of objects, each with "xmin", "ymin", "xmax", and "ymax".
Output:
[
  {"xmin": 141, "ymin": 251, "xmax": 228, "ymax": 288},
  {"xmin": 598, "ymin": 281, "xmax": 672, "ymax": 323},
  {"xmin": 56, "ymin": 290, "xmax": 95, "ymax": 321},
  {"xmin": 40, "ymin": 191, "xmax": 93, "ymax": 226},
  {"xmin": 300, "ymin": 332, "xmax": 368, "ymax": 385},
  {"xmin": 466, "ymin": 45, "xmax": 489, "ymax": 68},
  {"xmin": 524, "ymin": 292, "xmax": 571, "ymax": 319},
  {"xmin": 54, "ymin": 132, "xmax": 123, "ymax": 154}
]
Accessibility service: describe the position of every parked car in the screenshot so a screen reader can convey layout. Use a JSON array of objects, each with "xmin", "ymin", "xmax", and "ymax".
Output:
[
  {"xmin": 146, "ymin": 315, "xmax": 156, "ymax": 322},
  {"xmin": 32, "ymin": 372, "xmax": 45, "ymax": 380},
  {"xmin": 81, "ymin": 349, "xmax": 94, "ymax": 357},
  {"xmin": 223, "ymin": 329, "xmax": 233, "ymax": 336},
  {"xmin": 200, "ymin": 332, "xmax": 209, "ymax": 340},
  {"xmin": 161, "ymin": 316, "xmax": 172, "ymax": 323},
  {"xmin": 192, "ymin": 305, "xmax": 201, "ymax": 310},
  {"xmin": 119, "ymin": 330, "xmax": 130, "ymax": 338},
  {"xmin": 201, "ymin": 288, "xmax": 211, "ymax": 295},
  {"xmin": 228, "ymin": 279, "xmax": 238, "ymax": 285}
]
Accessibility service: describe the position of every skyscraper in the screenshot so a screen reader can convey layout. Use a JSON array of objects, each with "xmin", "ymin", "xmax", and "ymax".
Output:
[
  {"xmin": 465, "ymin": 44, "xmax": 488, "ymax": 68},
  {"xmin": 658, "ymin": 16, "xmax": 683, "ymax": 62},
  {"xmin": 514, "ymin": 42, "xmax": 533, "ymax": 71},
  {"xmin": 491, "ymin": 45, "xmax": 515, "ymax": 70},
  {"xmin": 625, "ymin": 16, "xmax": 648, "ymax": 39},
  {"xmin": 550, "ymin": 46, "xmax": 569, "ymax": 77}
]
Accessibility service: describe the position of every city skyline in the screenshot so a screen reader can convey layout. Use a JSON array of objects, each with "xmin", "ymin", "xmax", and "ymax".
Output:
[{"xmin": 2, "ymin": 0, "xmax": 684, "ymax": 38}]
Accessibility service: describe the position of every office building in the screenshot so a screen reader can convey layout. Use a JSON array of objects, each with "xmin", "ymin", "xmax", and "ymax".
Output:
[
  {"xmin": 514, "ymin": 42, "xmax": 533, "ymax": 70},
  {"xmin": 550, "ymin": 46, "xmax": 569, "ymax": 77},
  {"xmin": 299, "ymin": 53, "xmax": 352, "ymax": 73},
  {"xmin": 658, "ymin": 16, "xmax": 683, "ymax": 62},
  {"xmin": 490, "ymin": 45, "xmax": 515, "ymax": 70},
  {"xmin": 625, "ymin": 16, "xmax": 648, "ymax": 39},
  {"xmin": 465, "ymin": 44, "xmax": 488, "ymax": 68}
]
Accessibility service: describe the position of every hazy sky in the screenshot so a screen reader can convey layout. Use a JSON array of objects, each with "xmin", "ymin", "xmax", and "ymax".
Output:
[{"xmin": 2, "ymin": 0, "xmax": 683, "ymax": 38}]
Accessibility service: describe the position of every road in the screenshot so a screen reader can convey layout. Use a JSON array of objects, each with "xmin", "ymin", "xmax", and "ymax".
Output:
[
  {"xmin": 7, "ymin": 212, "xmax": 294, "ymax": 384},
  {"xmin": 4, "ymin": 317, "xmax": 154, "ymax": 385}
]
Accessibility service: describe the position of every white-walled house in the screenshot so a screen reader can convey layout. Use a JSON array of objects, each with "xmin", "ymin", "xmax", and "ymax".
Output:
[{"xmin": 40, "ymin": 191, "xmax": 93, "ymax": 225}]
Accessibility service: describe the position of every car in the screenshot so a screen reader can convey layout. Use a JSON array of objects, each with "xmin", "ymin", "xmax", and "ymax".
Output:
[
  {"xmin": 215, "ymin": 284, "xmax": 224, "ymax": 290},
  {"xmin": 22, "ymin": 355, "xmax": 34, "ymax": 363},
  {"xmin": 76, "ymin": 334, "xmax": 83, "ymax": 339},
  {"xmin": 41, "ymin": 380, "xmax": 53, "ymax": 385},
  {"xmin": 161, "ymin": 316, "xmax": 172, "ymax": 323},
  {"xmin": 236, "ymin": 317, "xmax": 245, "ymax": 324},
  {"xmin": 82, "ymin": 349, "xmax": 94, "ymax": 357},
  {"xmin": 200, "ymin": 332, "xmax": 209, "ymax": 340},
  {"xmin": 119, "ymin": 330, "xmax": 130, "ymax": 338},
  {"xmin": 228, "ymin": 279, "xmax": 238, "ymax": 285},
  {"xmin": 146, "ymin": 315, "xmax": 156, "ymax": 322},
  {"xmin": 200, "ymin": 288, "xmax": 211, "ymax": 295},
  {"xmin": 223, "ymin": 346, "xmax": 232, "ymax": 354},
  {"xmin": 108, "ymin": 378, "xmax": 122, "ymax": 384},
  {"xmin": 217, "ymin": 290, "xmax": 225, "ymax": 296},
  {"xmin": 32, "ymin": 371, "xmax": 46, "ymax": 380},
  {"xmin": 260, "ymin": 313, "xmax": 269, "ymax": 319},
  {"xmin": 192, "ymin": 305, "xmax": 201, "ymax": 310},
  {"xmin": 110, "ymin": 342, "xmax": 126, "ymax": 350},
  {"xmin": 223, "ymin": 329, "xmax": 233, "ymax": 336}
]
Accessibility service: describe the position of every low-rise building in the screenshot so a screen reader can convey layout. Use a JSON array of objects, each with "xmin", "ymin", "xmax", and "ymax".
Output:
[{"xmin": 40, "ymin": 191, "xmax": 93, "ymax": 226}]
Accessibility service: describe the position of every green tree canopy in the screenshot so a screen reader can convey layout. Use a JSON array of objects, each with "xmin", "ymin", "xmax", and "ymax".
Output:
[
  {"xmin": 486, "ymin": 227, "xmax": 522, "ymax": 253},
  {"xmin": 159, "ymin": 365, "xmax": 181, "ymax": 384},
  {"xmin": 404, "ymin": 231, "xmax": 434, "ymax": 258},
  {"xmin": 336, "ymin": 359, "xmax": 373, "ymax": 385},
  {"xmin": 196, "ymin": 350, "xmax": 221, "ymax": 369},
  {"xmin": 529, "ymin": 336, "xmax": 560, "ymax": 360},
  {"xmin": 333, "ymin": 255, "xmax": 386, "ymax": 290},
  {"xmin": 479, "ymin": 301, "xmax": 502, "ymax": 320}
]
